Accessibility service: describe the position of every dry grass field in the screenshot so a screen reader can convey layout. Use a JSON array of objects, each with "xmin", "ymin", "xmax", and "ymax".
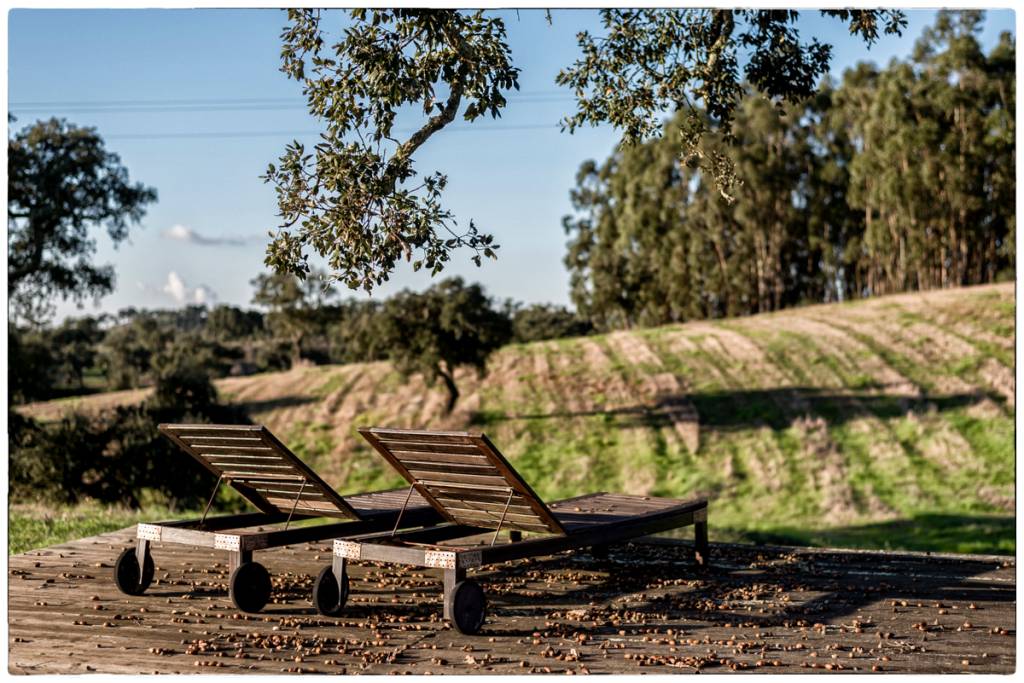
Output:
[{"xmin": 18, "ymin": 282, "xmax": 1015, "ymax": 554}]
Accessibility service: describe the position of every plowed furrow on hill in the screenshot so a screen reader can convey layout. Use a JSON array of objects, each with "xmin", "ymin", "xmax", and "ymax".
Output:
[
  {"xmin": 724, "ymin": 318, "xmax": 896, "ymax": 523},
  {"xmin": 604, "ymin": 332, "xmax": 700, "ymax": 453},
  {"xmin": 833, "ymin": 316, "xmax": 977, "ymax": 396},
  {"xmin": 789, "ymin": 315, "xmax": 1007, "ymax": 515},
  {"xmin": 977, "ymin": 358, "xmax": 1015, "ymax": 409},
  {"xmin": 317, "ymin": 365, "xmax": 366, "ymax": 417}
]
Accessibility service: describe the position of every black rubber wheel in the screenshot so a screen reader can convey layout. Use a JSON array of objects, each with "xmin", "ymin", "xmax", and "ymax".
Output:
[
  {"xmin": 312, "ymin": 565, "xmax": 349, "ymax": 616},
  {"xmin": 446, "ymin": 579, "xmax": 487, "ymax": 635},
  {"xmin": 229, "ymin": 561, "xmax": 272, "ymax": 613},
  {"xmin": 114, "ymin": 547, "xmax": 155, "ymax": 596},
  {"xmin": 591, "ymin": 544, "xmax": 610, "ymax": 560}
]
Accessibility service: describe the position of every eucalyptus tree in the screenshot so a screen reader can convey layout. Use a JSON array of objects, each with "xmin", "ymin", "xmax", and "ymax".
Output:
[
  {"xmin": 839, "ymin": 10, "xmax": 1015, "ymax": 293},
  {"xmin": 563, "ymin": 10, "xmax": 1013, "ymax": 328}
]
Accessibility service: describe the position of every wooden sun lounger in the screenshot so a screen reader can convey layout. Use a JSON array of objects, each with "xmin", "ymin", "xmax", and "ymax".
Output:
[
  {"xmin": 311, "ymin": 427, "xmax": 709, "ymax": 634},
  {"xmin": 112, "ymin": 424, "xmax": 439, "ymax": 613}
]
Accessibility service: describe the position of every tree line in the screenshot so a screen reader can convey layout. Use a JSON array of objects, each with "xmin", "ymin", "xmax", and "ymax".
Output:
[
  {"xmin": 9, "ymin": 273, "xmax": 592, "ymax": 410},
  {"xmin": 562, "ymin": 11, "xmax": 1015, "ymax": 330}
]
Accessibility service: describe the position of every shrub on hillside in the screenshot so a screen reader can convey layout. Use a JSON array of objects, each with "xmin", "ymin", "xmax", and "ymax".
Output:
[
  {"xmin": 8, "ymin": 325, "xmax": 59, "ymax": 404},
  {"xmin": 511, "ymin": 304, "xmax": 593, "ymax": 343},
  {"xmin": 9, "ymin": 353, "xmax": 249, "ymax": 510}
]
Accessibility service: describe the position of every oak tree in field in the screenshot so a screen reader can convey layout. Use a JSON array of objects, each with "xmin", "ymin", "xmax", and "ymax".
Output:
[
  {"xmin": 8, "ymin": 118, "xmax": 157, "ymax": 323},
  {"xmin": 266, "ymin": 9, "xmax": 904, "ymax": 291},
  {"xmin": 50, "ymin": 315, "xmax": 107, "ymax": 389},
  {"xmin": 97, "ymin": 313, "xmax": 175, "ymax": 389},
  {"xmin": 375, "ymin": 277, "xmax": 512, "ymax": 413},
  {"xmin": 251, "ymin": 270, "xmax": 336, "ymax": 366}
]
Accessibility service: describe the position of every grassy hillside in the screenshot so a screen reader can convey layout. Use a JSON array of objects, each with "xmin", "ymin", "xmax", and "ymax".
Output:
[{"xmin": 19, "ymin": 283, "xmax": 1015, "ymax": 554}]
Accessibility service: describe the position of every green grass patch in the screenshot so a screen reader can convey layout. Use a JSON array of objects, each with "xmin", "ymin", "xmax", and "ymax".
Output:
[
  {"xmin": 9, "ymin": 503, "xmax": 200, "ymax": 555},
  {"xmin": 717, "ymin": 513, "xmax": 1015, "ymax": 555},
  {"xmin": 314, "ymin": 368, "xmax": 351, "ymax": 397}
]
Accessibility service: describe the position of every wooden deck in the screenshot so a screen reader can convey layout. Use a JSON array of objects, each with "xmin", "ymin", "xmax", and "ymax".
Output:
[{"xmin": 8, "ymin": 528, "xmax": 1015, "ymax": 674}]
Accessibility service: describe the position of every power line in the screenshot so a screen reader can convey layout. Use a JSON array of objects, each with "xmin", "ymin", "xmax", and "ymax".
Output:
[
  {"xmin": 9, "ymin": 91, "xmax": 572, "ymax": 113},
  {"xmin": 104, "ymin": 122, "xmax": 562, "ymax": 141},
  {"xmin": 10, "ymin": 96, "xmax": 299, "ymax": 107}
]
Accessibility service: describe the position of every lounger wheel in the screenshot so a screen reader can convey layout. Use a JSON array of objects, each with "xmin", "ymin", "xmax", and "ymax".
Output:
[
  {"xmin": 313, "ymin": 565, "xmax": 349, "ymax": 616},
  {"xmin": 229, "ymin": 561, "xmax": 272, "ymax": 613},
  {"xmin": 446, "ymin": 579, "xmax": 487, "ymax": 635},
  {"xmin": 591, "ymin": 544, "xmax": 610, "ymax": 559},
  {"xmin": 114, "ymin": 547, "xmax": 155, "ymax": 596}
]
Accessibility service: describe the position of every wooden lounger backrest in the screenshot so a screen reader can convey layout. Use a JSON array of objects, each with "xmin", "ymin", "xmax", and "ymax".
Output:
[
  {"xmin": 159, "ymin": 423, "xmax": 361, "ymax": 520},
  {"xmin": 359, "ymin": 428, "xmax": 566, "ymax": 535}
]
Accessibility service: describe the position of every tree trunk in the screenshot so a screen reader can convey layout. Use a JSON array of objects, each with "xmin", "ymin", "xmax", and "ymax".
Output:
[
  {"xmin": 437, "ymin": 363, "xmax": 459, "ymax": 414},
  {"xmin": 291, "ymin": 332, "xmax": 304, "ymax": 367}
]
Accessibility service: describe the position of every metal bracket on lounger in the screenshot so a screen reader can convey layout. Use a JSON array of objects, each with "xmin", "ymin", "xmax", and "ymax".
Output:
[
  {"xmin": 390, "ymin": 484, "xmax": 417, "ymax": 537},
  {"xmin": 337, "ymin": 540, "xmax": 361, "ymax": 560},
  {"xmin": 424, "ymin": 549, "xmax": 484, "ymax": 569},
  {"xmin": 490, "ymin": 488, "xmax": 515, "ymax": 546},
  {"xmin": 199, "ymin": 474, "xmax": 226, "ymax": 529}
]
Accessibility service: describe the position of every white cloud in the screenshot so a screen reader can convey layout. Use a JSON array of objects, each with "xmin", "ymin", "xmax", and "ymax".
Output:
[
  {"xmin": 161, "ymin": 271, "xmax": 218, "ymax": 306},
  {"xmin": 161, "ymin": 223, "xmax": 249, "ymax": 247},
  {"xmin": 192, "ymin": 285, "xmax": 216, "ymax": 306}
]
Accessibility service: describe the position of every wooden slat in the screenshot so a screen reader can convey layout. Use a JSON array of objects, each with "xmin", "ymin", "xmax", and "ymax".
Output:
[
  {"xmin": 202, "ymin": 456, "xmax": 292, "ymax": 466},
  {"xmin": 418, "ymin": 478, "xmax": 513, "ymax": 493},
  {"xmin": 426, "ymin": 486, "xmax": 533, "ymax": 504},
  {"xmin": 406, "ymin": 470, "xmax": 511, "ymax": 487},
  {"xmin": 431, "ymin": 497, "xmax": 537, "ymax": 516},
  {"xmin": 377, "ymin": 441, "xmax": 484, "ymax": 456},
  {"xmin": 252, "ymin": 487, "xmax": 330, "ymax": 500},
  {"xmin": 179, "ymin": 437, "xmax": 267, "ymax": 447},
  {"xmin": 387, "ymin": 448, "xmax": 490, "ymax": 464},
  {"xmin": 263, "ymin": 497, "xmax": 339, "ymax": 511},
  {"xmin": 371, "ymin": 429, "xmax": 478, "ymax": 445},
  {"xmin": 208, "ymin": 461, "xmax": 297, "ymax": 472},
  {"xmin": 194, "ymin": 452, "xmax": 280, "ymax": 462},
  {"xmin": 191, "ymin": 446, "xmax": 276, "ymax": 456},
  {"xmin": 442, "ymin": 507, "xmax": 552, "ymax": 525},
  {"xmin": 219, "ymin": 471, "xmax": 306, "ymax": 481},
  {"xmin": 392, "ymin": 459, "xmax": 498, "ymax": 475},
  {"xmin": 246, "ymin": 479, "xmax": 324, "ymax": 491},
  {"xmin": 488, "ymin": 520, "xmax": 553, "ymax": 533},
  {"xmin": 167, "ymin": 426, "xmax": 262, "ymax": 438}
]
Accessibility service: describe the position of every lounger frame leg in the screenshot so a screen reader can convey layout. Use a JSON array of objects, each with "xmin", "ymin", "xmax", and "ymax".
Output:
[
  {"xmin": 442, "ymin": 567, "xmax": 466, "ymax": 621},
  {"xmin": 694, "ymin": 509, "xmax": 709, "ymax": 567},
  {"xmin": 135, "ymin": 540, "xmax": 150, "ymax": 588},
  {"xmin": 229, "ymin": 549, "xmax": 253, "ymax": 573},
  {"xmin": 332, "ymin": 555, "xmax": 347, "ymax": 587},
  {"xmin": 509, "ymin": 531, "xmax": 522, "ymax": 543}
]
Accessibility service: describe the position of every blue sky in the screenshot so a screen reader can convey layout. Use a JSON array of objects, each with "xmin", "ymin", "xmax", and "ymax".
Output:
[{"xmin": 8, "ymin": 8, "xmax": 1016, "ymax": 320}]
